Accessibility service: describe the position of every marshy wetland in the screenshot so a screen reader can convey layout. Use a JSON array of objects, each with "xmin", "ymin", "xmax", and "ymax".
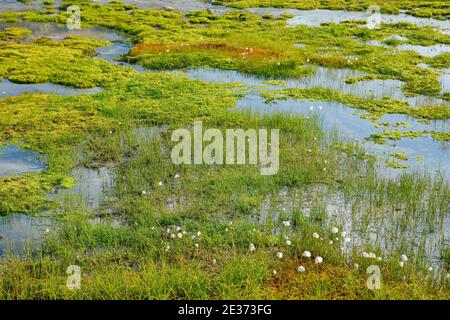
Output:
[{"xmin": 0, "ymin": 0, "xmax": 449, "ymax": 300}]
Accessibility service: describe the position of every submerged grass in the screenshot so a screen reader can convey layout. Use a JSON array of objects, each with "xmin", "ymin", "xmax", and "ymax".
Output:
[{"xmin": 260, "ymin": 87, "xmax": 450, "ymax": 122}]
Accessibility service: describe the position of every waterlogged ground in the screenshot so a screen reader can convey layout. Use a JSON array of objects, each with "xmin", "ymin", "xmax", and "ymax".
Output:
[
  {"xmin": 0, "ymin": 145, "xmax": 46, "ymax": 177},
  {"xmin": 0, "ymin": 0, "xmax": 449, "ymax": 299}
]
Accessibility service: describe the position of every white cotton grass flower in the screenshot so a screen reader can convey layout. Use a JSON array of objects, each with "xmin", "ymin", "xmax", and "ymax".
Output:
[
  {"xmin": 170, "ymin": 233, "xmax": 176, "ymax": 239},
  {"xmin": 282, "ymin": 220, "xmax": 291, "ymax": 227},
  {"xmin": 313, "ymin": 232, "xmax": 320, "ymax": 239},
  {"xmin": 141, "ymin": 190, "xmax": 147, "ymax": 195},
  {"xmin": 329, "ymin": 240, "xmax": 333, "ymax": 245},
  {"xmin": 194, "ymin": 243, "xmax": 199, "ymax": 249},
  {"xmin": 176, "ymin": 226, "xmax": 182, "ymax": 232},
  {"xmin": 363, "ymin": 252, "xmax": 369, "ymax": 258},
  {"xmin": 341, "ymin": 231, "xmax": 347, "ymax": 237},
  {"xmin": 369, "ymin": 252, "xmax": 376, "ymax": 259},
  {"xmin": 399, "ymin": 261, "xmax": 404, "ymax": 268},
  {"xmin": 354, "ymin": 263, "xmax": 359, "ymax": 269},
  {"xmin": 285, "ymin": 240, "xmax": 292, "ymax": 246},
  {"xmin": 331, "ymin": 227, "xmax": 339, "ymax": 234},
  {"xmin": 315, "ymin": 256, "xmax": 323, "ymax": 264},
  {"xmin": 177, "ymin": 232, "xmax": 183, "ymax": 239},
  {"xmin": 212, "ymin": 258, "xmax": 217, "ymax": 265},
  {"xmin": 249, "ymin": 243, "xmax": 256, "ymax": 252},
  {"xmin": 428, "ymin": 266, "xmax": 433, "ymax": 272},
  {"xmin": 377, "ymin": 257, "xmax": 382, "ymax": 262},
  {"xmin": 45, "ymin": 228, "xmax": 50, "ymax": 233},
  {"xmin": 197, "ymin": 231, "xmax": 202, "ymax": 237},
  {"xmin": 165, "ymin": 245, "xmax": 170, "ymax": 252},
  {"xmin": 158, "ymin": 181, "xmax": 163, "ymax": 186},
  {"xmin": 272, "ymin": 269, "xmax": 277, "ymax": 275},
  {"xmin": 401, "ymin": 254, "xmax": 408, "ymax": 262},
  {"xmin": 302, "ymin": 251, "xmax": 311, "ymax": 258},
  {"xmin": 276, "ymin": 252, "xmax": 283, "ymax": 259},
  {"xmin": 174, "ymin": 173, "xmax": 180, "ymax": 179},
  {"xmin": 297, "ymin": 266, "xmax": 306, "ymax": 273}
]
